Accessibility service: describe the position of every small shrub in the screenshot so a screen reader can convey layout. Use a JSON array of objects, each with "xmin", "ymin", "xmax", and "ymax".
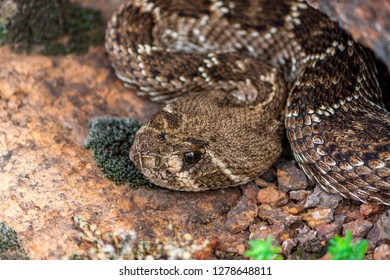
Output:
[
  {"xmin": 327, "ymin": 230, "xmax": 368, "ymax": 260},
  {"xmin": 244, "ymin": 236, "xmax": 283, "ymax": 260}
]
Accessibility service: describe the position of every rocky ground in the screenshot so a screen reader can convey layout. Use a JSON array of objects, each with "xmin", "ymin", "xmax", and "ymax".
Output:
[{"xmin": 0, "ymin": 0, "xmax": 389, "ymax": 260}]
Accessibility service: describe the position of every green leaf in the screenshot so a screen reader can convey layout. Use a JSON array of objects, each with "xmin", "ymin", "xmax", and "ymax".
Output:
[
  {"xmin": 327, "ymin": 230, "xmax": 368, "ymax": 260},
  {"xmin": 244, "ymin": 236, "xmax": 283, "ymax": 260}
]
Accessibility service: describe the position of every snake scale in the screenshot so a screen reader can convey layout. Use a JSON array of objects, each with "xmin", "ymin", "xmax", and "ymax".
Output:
[{"xmin": 105, "ymin": 0, "xmax": 390, "ymax": 205}]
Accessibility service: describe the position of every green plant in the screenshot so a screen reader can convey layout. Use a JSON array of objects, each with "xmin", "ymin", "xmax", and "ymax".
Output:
[
  {"xmin": 327, "ymin": 230, "xmax": 368, "ymax": 260},
  {"xmin": 244, "ymin": 236, "xmax": 283, "ymax": 260},
  {"xmin": 1, "ymin": 0, "xmax": 104, "ymax": 54},
  {"xmin": 244, "ymin": 230, "xmax": 368, "ymax": 260}
]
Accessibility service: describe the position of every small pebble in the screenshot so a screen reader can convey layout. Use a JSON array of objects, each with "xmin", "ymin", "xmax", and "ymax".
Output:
[
  {"xmin": 367, "ymin": 211, "xmax": 390, "ymax": 246},
  {"xmin": 302, "ymin": 207, "xmax": 334, "ymax": 228},
  {"xmin": 315, "ymin": 222, "xmax": 339, "ymax": 239},
  {"xmin": 276, "ymin": 161, "xmax": 308, "ymax": 192},
  {"xmin": 241, "ymin": 182, "xmax": 260, "ymax": 201},
  {"xmin": 257, "ymin": 186, "xmax": 289, "ymax": 207},
  {"xmin": 342, "ymin": 220, "xmax": 373, "ymax": 238},
  {"xmin": 360, "ymin": 204, "xmax": 385, "ymax": 217},
  {"xmin": 304, "ymin": 186, "xmax": 342, "ymax": 209},
  {"xmin": 249, "ymin": 222, "xmax": 288, "ymax": 246},
  {"xmin": 226, "ymin": 196, "xmax": 257, "ymax": 233},
  {"xmin": 257, "ymin": 204, "xmax": 298, "ymax": 225},
  {"xmin": 304, "ymin": 238, "xmax": 327, "ymax": 254},
  {"xmin": 344, "ymin": 206, "xmax": 365, "ymax": 222},
  {"xmin": 373, "ymin": 244, "xmax": 390, "ymax": 260},
  {"xmin": 283, "ymin": 202, "xmax": 305, "ymax": 215},
  {"xmin": 296, "ymin": 224, "xmax": 317, "ymax": 246},
  {"xmin": 281, "ymin": 238, "xmax": 297, "ymax": 255},
  {"xmin": 289, "ymin": 190, "xmax": 311, "ymax": 201}
]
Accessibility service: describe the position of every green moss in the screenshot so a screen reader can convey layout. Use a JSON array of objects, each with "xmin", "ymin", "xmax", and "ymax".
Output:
[
  {"xmin": 0, "ymin": 221, "xmax": 29, "ymax": 260},
  {"xmin": 0, "ymin": 0, "xmax": 104, "ymax": 54},
  {"xmin": 85, "ymin": 118, "xmax": 155, "ymax": 188},
  {"xmin": 0, "ymin": 25, "xmax": 5, "ymax": 44}
]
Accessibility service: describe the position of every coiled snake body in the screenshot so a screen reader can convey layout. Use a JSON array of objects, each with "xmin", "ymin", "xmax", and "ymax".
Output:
[{"xmin": 106, "ymin": 0, "xmax": 390, "ymax": 205}]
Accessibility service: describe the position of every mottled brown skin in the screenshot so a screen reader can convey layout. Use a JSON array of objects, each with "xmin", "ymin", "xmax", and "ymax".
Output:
[
  {"xmin": 106, "ymin": 0, "xmax": 390, "ymax": 205},
  {"xmin": 131, "ymin": 81, "xmax": 286, "ymax": 190}
]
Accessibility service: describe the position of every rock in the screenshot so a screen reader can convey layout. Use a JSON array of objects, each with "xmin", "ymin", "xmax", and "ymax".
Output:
[
  {"xmin": 254, "ymin": 178, "xmax": 277, "ymax": 189},
  {"xmin": 302, "ymin": 208, "xmax": 334, "ymax": 228},
  {"xmin": 360, "ymin": 204, "xmax": 385, "ymax": 217},
  {"xmin": 240, "ymin": 182, "xmax": 260, "ymax": 202},
  {"xmin": 257, "ymin": 204, "xmax": 299, "ymax": 225},
  {"xmin": 295, "ymin": 224, "xmax": 326, "ymax": 256},
  {"xmin": 304, "ymin": 186, "xmax": 343, "ymax": 209},
  {"xmin": 373, "ymin": 244, "xmax": 390, "ymax": 260},
  {"xmin": 342, "ymin": 220, "xmax": 373, "ymax": 238},
  {"xmin": 226, "ymin": 196, "xmax": 258, "ymax": 233},
  {"xmin": 281, "ymin": 238, "xmax": 297, "ymax": 255},
  {"xmin": 303, "ymin": 238, "xmax": 327, "ymax": 255},
  {"xmin": 309, "ymin": 0, "xmax": 390, "ymax": 71},
  {"xmin": 276, "ymin": 161, "xmax": 308, "ymax": 192},
  {"xmin": 289, "ymin": 190, "xmax": 311, "ymax": 202},
  {"xmin": 259, "ymin": 167, "xmax": 277, "ymax": 182},
  {"xmin": 344, "ymin": 206, "xmax": 365, "ymax": 222},
  {"xmin": 257, "ymin": 186, "xmax": 289, "ymax": 207},
  {"xmin": 214, "ymin": 233, "xmax": 248, "ymax": 258},
  {"xmin": 175, "ymin": 189, "xmax": 242, "ymax": 225},
  {"xmin": 132, "ymin": 188, "xmax": 174, "ymax": 211},
  {"xmin": 249, "ymin": 222, "xmax": 289, "ymax": 246},
  {"xmin": 367, "ymin": 211, "xmax": 390, "ymax": 247},
  {"xmin": 315, "ymin": 222, "xmax": 340, "ymax": 239},
  {"xmin": 0, "ymin": 44, "xmax": 247, "ymax": 259},
  {"xmin": 282, "ymin": 202, "xmax": 305, "ymax": 215},
  {"xmin": 296, "ymin": 224, "xmax": 316, "ymax": 244},
  {"xmin": 333, "ymin": 214, "xmax": 347, "ymax": 225}
]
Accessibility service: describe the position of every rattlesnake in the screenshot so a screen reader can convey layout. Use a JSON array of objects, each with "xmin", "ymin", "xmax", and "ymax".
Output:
[{"xmin": 105, "ymin": 0, "xmax": 390, "ymax": 205}]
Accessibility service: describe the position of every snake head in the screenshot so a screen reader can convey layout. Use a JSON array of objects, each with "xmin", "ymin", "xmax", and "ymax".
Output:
[
  {"xmin": 130, "ymin": 120, "xmax": 211, "ymax": 191},
  {"xmin": 130, "ymin": 89, "xmax": 285, "ymax": 191}
]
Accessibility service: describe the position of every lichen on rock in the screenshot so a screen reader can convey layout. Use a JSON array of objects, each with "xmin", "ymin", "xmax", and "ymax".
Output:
[
  {"xmin": 0, "ymin": 221, "xmax": 29, "ymax": 260},
  {"xmin": 85, "ymin": 117, "xmax": 155, "ymax": 188},
  {"xmin": 0, "ymin": 0, "xmax": 104, "ymax": 54}
]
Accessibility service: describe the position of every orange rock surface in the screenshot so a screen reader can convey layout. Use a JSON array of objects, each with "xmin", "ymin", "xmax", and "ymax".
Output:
[{"xmin": 0, "ymin": 45, "xmax": 244, "ymax": 259}]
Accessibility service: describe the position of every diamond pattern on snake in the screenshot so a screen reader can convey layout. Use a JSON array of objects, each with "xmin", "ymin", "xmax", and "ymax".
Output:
[{"xmin": 105, "ymin": 0, "xmax": 390, "ymax": 205}]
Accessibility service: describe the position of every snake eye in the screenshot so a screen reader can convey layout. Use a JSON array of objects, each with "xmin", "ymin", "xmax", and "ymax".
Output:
[{"xmin": 183, "ymin": 151, "xmax": 202, "ymax": 164}]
